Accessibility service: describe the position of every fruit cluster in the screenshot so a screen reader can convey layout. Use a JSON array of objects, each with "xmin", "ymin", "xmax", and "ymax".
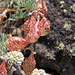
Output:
[{"xmin": 6, "ymin": 0, "xmax": 50, "ymax": 51}]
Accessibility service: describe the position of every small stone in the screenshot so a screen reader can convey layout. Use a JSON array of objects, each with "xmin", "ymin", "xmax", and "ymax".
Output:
[
  {"xmin": 60, "ymin": 4, "xmax": 64, "ymax": 8},
  {"xmin": 60, "ymin": 1, "xmax": 65, "ymax": 4},
  {"xmin": 70, "ymin": 4, "xmax": 75, "ymax": 12},
  {"xmin": 63, "ymin": 23, "xmax": 71, "ymax": 30},
  {"xmin": 63, "ymin": 9, "xmax": 67, "ymax": 13},
  {"xmin": 57, "ymin": 42, "xmax": 65, "ymax": 50}
]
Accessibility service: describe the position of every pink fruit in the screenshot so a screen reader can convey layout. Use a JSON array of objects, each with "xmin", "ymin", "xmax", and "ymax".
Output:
[
  {"xmin": 38, "ymin": 17, "xmax": 50, "ymax": 36},
  {"xmin": 26, "ymin": 16, "xmax": 40, "ymax": 43},
  {"xmin": 23, "ymin": 53, "xmax": 36, "ymax": 75},
  {"xmin": 42, "ymin": 0, "xmax": 47, "ymax": 16},
  {"xmin": 26, "ymin": 29, "xmax": 40, "ymax": 43},
  {"xmin": 36, "ymin": 0, "xmax": 47, "ymax": 16},
  {"xmin": 6, "ymin": 37, "xmax": 29, "ymax": 51},
  {"xmin": 23, "ymin": 16, "xmax": 36, "ymax": 34},
  {"xmin": 0, "ymin": 59, "xmax": 7, "ymax": 75}
]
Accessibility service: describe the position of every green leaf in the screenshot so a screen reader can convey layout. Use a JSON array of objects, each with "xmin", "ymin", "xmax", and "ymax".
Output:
[
  {"xmin": 0, "ymin": 1, "xmax": 10, "ymax": 7},
  {"xmin": 14, "ymin": 0, "xmax": 37, "ymax": 11},
  {"xmin": 9, "ymin": 10, "xmax": 29, "ymax": 20},
  {"xmin": 9, "ymin": 0, "xmax": 37, "ymax": 20},
  {"xmin": 25, "ymin": 0, "xmax": 37, "ymax": 11},
  {"xmin": 0, "ymin": 32, "xmax": 8, "ymax": 55},
  {"xmin": 9, "ymin": 10, "xmax": 24, "ymax": 20}
]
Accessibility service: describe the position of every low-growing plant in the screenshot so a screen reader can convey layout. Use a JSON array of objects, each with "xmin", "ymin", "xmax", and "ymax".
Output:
[
  {"xmin": 0, "ymin": 0, "xmax": 50, "ymax": 75},
  {"xmin": 0, "ymin": 33, "xmax": 8, "ymax": 55}
]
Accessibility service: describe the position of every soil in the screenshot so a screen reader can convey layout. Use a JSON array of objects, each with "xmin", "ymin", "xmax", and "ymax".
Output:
[{"xmin": 0, "ymin": 0, "xmax": 75, "ymax": 75}]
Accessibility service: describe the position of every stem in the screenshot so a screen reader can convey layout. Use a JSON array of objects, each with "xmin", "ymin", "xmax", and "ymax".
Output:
[
  {"xmin": 7, "ymin": 65, "xmax": 13, "ymax": 75},
  {"xmin": 0, "ymin": 8, "xmax": 26, "ymax": 18},
  {"xmin": 8, "ymin": 8, "xmax": 26, "ymax": 12},
  {"xmin": 0, "ymin": 8, "xmax": 26, "ymax": 13},
  {"xmin": 38, "ymin": 11, "xmax": 45, "ymax": 18}
]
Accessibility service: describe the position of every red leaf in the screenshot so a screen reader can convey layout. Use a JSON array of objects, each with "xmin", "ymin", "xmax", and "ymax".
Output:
[
  {"xmin": 23, "ymin": 53, "xmax": 36, "ymax": 75},
  {"xmin": 6, "ymin": 37, "xmax": 29, "ymax": 51}
]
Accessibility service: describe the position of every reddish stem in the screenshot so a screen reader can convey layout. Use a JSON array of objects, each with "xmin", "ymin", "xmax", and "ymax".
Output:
[{"xmin": 0, "ymin": 8, "xmax": 26, "ymax": 12}]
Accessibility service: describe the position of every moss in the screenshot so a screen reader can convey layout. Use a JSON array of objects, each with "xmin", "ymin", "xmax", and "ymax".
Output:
[
  {"xmin": 70, "ymin": 4, "xmax": 75, "ymax": 12},
  {"xmin": 56, "ymin": 42, "xmax": 65, "ymax": 50},
  {"xmin": 59, "ymin": 1, "xmax": 65, "ymax": 4},
  {"xmin": 63, "ymin": 9, "xmax": 67, "ymax": 13},
  {"xmin": 60, "ymin": 5, "xmax": 64, "ymax": 8},
  {"xmin": 63, "ymin": 23, "xmax": 71, "ymax": 30},
  {"xmin": 59, "ymin": 1, "xmax": 65, "ymax": 8},
  {"xmin": 70, "ymin": 47, "xmax": 75, "ymax": 56}
]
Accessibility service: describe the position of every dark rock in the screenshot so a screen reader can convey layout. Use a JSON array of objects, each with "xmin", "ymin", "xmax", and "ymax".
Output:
[{"xmin": 34, "ymin": 50, "xmax": 75, "ymax": 75}]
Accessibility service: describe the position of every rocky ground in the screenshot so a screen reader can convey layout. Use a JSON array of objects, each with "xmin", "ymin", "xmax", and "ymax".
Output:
[{"xmin": 34, "ymin": 0, "xmax": 75, "ymax": 75}]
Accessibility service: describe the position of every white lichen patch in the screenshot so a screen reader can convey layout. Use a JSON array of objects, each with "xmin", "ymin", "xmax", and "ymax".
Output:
[
  {"xmin": 32, "ymin": 68, "xmax": 50, "ymax": 75},
  {"xmin": 70, "ymin": 47, "xmax": 75, "ymax": 56},
  {"xmin": 59, "ymin": 1, "xmax": 65, "ymax": 8},
  {"xmin": 60, "ymin": 1, "xmax": 65, "ymax": 4},
  {"xmin": 63, "ymin": 9, "xmax": 67, "ymax": 13},
  {"xmin": 63, "ymin": 23, "xmax": 71, "ymax": 30},
  {"xmin": 57, "ymin": 42, "xmax": 65, "ymax": 50},
  {"xmin": 70, "ymin": 4, "xmax": 75, "ymax": 12},
  {"xmin": 60, "ymin": 5, "xmax": 64, "ymax": 8},
  {"xmin": 4, "ymin": 51, "xmax": 24, "ymax": 65}
]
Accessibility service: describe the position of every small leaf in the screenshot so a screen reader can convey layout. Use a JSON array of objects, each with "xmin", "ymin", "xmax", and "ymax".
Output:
[
  {"xmin": 0, "ymin": 33, "xmax": 8, "ymax": 55},
  {"xmin": 25, "ymin": 0, "xmax": 37, "ymax": 11}
]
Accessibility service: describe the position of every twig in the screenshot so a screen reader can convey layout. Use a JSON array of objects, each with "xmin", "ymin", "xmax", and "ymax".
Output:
[{"xmin": 0, "ymin": 8, "xmax": 26, "ymax": 12}]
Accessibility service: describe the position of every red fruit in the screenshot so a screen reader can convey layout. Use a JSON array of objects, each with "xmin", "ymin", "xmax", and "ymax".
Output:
[
  {"xmin": 36, "ymin": 1, "xmax": 42, "ymax": 11},
  {"xmin": 36, "ymin": 0, "xmax": 47, "ymax": 16},
  {"xmin": 6, "ymin": 37, "xmax": 29, "ymax": 51},
  {"xmin": 26, "ymin": 29, "xmax": 40, "ymax": 43},
  {"xmin": 23, "ymin": 16, "xmax": 36, "ymax": 34},
  {"xmin": 0, "ymin": 59, "xmax": 7, "ymax": 75},
  {"xmin": 26, "ymin": 16, "xmax": 40, "ymax": 43},
  {"xmin": 42, "ymin": 0, "xmax": 47, "ymax": 16},
  {"xmin": 23, "ymin": 53, "xmax": 36, "ymax": 75},
  {"xmin": 38, "ymin": 17, "xmax": 50, "ymax": 36}
]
